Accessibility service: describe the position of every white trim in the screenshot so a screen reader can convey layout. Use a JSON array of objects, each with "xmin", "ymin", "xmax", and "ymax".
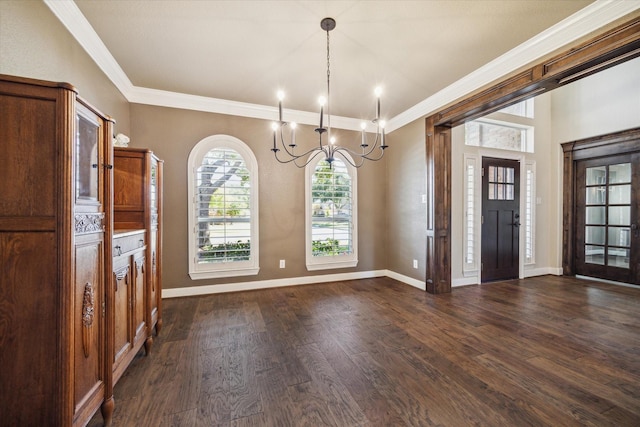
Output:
[
  {"xmin": 43, "ymin": 0, "xmax": 134, "ymax": 96},
  {"xmin": 163, "ymin": 270, "xmax": 388, "ymax": 298},
  {"xmin": 46, "ymin": 0, "xmax": 640, "ymax": 132},
  {"xmin": 385, "ymin": 0, "xmax": 640, "ymax": 132},
  {"xmin": 453, "ymin": 276, "xmax": 479, "ymax": 287},
  {"xmin": 385, "ymin": 270, "xmax": 426, "ymax": 291},
  {"xmin": 187, "ymin": 135, "xmax": 259, "ymax": 280},
  {"xmin": 524, "ymin": 267, "xmax": 562, "ymax": 277}
]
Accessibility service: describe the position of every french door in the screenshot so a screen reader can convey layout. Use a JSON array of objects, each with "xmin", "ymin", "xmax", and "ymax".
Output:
[
  {"xmin": 575, "ymin": 153, "xmax": 640, "ymax": 285},
  {"xmin": 481, "ymin": 157, "xmax": 520, "ymax": 282}
]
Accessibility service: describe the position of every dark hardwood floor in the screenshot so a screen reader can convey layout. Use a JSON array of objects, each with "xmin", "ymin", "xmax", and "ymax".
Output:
[{"xmin": 89, "ymin": 275, "xmax": 640, "ymax": 426}]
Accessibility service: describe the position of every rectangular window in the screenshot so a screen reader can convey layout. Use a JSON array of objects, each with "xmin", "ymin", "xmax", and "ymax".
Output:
[{"xmin": 465, "ymin": 121, "xmax": 533, "ymax": 153}]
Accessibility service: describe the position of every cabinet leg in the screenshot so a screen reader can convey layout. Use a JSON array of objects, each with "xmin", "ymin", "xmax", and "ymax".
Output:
[
  {"xmin": 144, "ymin": 335, "xmax": 153, "ymax": 355},
  {"xmin": 101, "ymin": 396, "xmax": 115, "ymax": 427},
  {"xmin": 156, "ymin": 318, "xmax": 163, "ymax": 335}
]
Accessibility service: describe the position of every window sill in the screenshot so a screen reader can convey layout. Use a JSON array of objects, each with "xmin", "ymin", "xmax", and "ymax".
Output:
[
  {"xmin": 306, "ymin": 259, "xmax": 358, "ymax": 271},
  {"xmin": 189, "ymin": 266, "xmax": 259, "ymax": 280}
]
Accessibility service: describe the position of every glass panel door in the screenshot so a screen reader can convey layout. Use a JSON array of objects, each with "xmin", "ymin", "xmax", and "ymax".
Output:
[{"xmin": 575, "ymin": 154, "xmax": 638, "ymax": 284}]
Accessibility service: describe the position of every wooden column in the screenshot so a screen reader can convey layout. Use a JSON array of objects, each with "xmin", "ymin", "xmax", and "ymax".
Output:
[{"xmin": 425, "ymin": 117, "xmax": 452, "ymax": 294}]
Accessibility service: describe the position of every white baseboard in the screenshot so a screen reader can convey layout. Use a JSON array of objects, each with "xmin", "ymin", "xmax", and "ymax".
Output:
[
  {"xmin": 385, "ymin": 270, "xmax": 426, "ymax": 291},
  {"xmin": 163, "ymin": 270, "xmax": 388, "ymax": 298},
  {"xmin": 452, "ymin": 276, "xmax": 478, "ymax": 287},
  {"xmin": 523, "ymin": 266, "xmax": 562, "ymax": 278},
  {"xmin": 163, "ymin": 267, "xmax": 566, "ymax": 298}
]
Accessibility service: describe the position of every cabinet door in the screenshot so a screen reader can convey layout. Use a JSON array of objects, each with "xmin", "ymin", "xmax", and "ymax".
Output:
[
  {"xmin": 74, "ymin": 238, "xmax": 105, "ymax": 419},
  {"xmin": 112, "ymin": 257, "xmax": 132, "ymax": 370},
  {"xmin": 132, "ymin": 252, "xmax": 146, "ymax": 346},
  {"xmin": 75, "ymin": 103, "xmax": 103, "ymax": 211}
]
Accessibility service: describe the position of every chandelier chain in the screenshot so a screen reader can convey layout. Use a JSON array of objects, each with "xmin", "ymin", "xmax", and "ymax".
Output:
[{"xmin": 326, "ymin": 27, "xmax": 331, "ymax": 134}]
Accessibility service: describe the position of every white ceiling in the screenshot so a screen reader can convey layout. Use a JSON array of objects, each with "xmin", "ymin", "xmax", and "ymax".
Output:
[{"xmin": 46, "ymin": 1, "xmax": 639, "ymax": 131}]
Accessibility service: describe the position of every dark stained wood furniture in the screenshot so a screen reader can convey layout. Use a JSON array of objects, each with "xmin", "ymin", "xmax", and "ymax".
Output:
[
  {"xmin": 113, "ymin": 147, "xmax": 164, "ymax": 351},
  {"xmin": 0, "ymin": 74, "xmax": 114, "ymax": 426},
  {"xmin": 425, "ymin": 15, "xmax": 640, "ymax": 293}
]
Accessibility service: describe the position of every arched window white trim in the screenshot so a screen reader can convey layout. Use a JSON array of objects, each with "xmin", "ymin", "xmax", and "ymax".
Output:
[
  {"xmin": 187, "ymin": 135, "xmax": 259, "ymax": 279},
  {"xmin": 305, "ymin": 153, "xmax": 358, "ymax": 271}
]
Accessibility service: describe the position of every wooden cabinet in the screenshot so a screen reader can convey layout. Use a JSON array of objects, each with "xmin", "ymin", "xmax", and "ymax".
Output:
[
  {"xmin": 112, "ymin": 230, "xmax": 147, "ymax": 383},
  {"xmin": 113, "ymin": 148, "xmax": 164, "ymax": 352},
  {"xmin": 0, "ymin": 75, "xmax": 113, "ymax": 426}
]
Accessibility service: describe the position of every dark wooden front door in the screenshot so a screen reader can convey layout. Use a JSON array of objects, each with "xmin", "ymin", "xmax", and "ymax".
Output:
[
  {"xmin": 575, "ymin": 153, "xmax": 640, "ymax": 285},
  {"xmin": 482, "ymin": 157, "xmax": 520, "ymax": 282}
]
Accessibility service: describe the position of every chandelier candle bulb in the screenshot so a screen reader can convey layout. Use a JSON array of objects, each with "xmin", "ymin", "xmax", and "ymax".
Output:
[
  {"xmin": 291, "ymin": 122, "xmax": 296, "ymax": 146},
  {"xmin": 271, "ymin": 122, "xmax": 278, "ymax": 150}
]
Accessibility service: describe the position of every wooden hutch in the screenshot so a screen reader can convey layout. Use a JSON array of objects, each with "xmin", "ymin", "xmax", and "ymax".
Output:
[{"xmin": 0, "ymin": 74, "xmax": 163, "ymax": 426}]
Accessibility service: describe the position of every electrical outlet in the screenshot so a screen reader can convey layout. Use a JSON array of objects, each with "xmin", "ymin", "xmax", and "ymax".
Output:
[
  {"xmin": 413, "ymin": 259, "xmax": 418, "ymax": 269},
  {"xmin": 279, "ymin": 259, "xmax": 285, "ymax": 268}
]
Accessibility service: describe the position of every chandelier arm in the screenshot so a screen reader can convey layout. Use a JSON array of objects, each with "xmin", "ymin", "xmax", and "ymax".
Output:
[
  {"xmin": 293, "ymin": 148, "xmax": 328, "ymax": 168},
  {"xmin": 333, "ymin": 147, "xmax": 364, "ymax": 169},
  {"xmin": 334, "ymin": 146, "xmax": 386, "ymax": 164}
]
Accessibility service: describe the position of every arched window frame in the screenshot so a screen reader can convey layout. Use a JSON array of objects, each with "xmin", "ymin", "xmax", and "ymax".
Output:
[
  {"xmin": 187, "ymin": 135, "xmax": 259, "ymax": 279},
  {"xmin": 305, "ymin": 153, "xmax": 358, "ymax": 271}
]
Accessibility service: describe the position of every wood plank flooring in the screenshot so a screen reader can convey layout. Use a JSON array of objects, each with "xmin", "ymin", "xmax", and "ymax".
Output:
[{"xmin": 89, "ymin": 275, "xmax": 640, "ymax": 426}]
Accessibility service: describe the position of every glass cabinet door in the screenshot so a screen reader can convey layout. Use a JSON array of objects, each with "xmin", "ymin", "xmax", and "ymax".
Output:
[{"xmin": 76, "ymin": 105, "xmax": 101, "ymax": 204}]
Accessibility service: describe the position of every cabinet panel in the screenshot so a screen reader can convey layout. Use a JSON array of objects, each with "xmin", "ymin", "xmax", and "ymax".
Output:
[
  {"xmin": 73, "ymin": 237, "xmax": 104, "ymax": 418},
  {"xmin": 114, "ymin": 156, "xmax": 145, "ymax": 212},
  {"xmin": 0, "ymin": 232, "xmax": 59, "ymax": 425},
  {"xmin": 0, "ymin": 93, "xmax": 56, "ymax": 217},
  {"xmin": 133, "ymin": 252, "xmax": 146, "ymax": 344},
  {"xmin": 113, "ymin": 256, "xmax": 132, "ymax": 371}
]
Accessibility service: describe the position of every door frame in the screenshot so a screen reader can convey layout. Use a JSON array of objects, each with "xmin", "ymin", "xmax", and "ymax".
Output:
[
  {"xmin": 478, "ymin": 150, "xmax": 527, "ymax": 282},
  {"xmin": 561, "ymin": 127, "xmax": 640, "ymax": 277}
]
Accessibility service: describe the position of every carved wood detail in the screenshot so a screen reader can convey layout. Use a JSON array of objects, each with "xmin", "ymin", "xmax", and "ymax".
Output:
[
  {"xmin": 75, "ymin": 213, "xmax": 105, "ymax": 234},
  {"xmin": 114, "ymin": 266, "xmax": 129, "ymax": 291},
  {"xmin": 81, "ymin": 282, "xmax": 95, "ymax": 358}
]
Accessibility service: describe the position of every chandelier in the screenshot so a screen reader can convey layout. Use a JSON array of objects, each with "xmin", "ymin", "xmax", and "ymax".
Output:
[{"xmin": 271, "ymin": 17, "xmax": 388, "ymax": 168}]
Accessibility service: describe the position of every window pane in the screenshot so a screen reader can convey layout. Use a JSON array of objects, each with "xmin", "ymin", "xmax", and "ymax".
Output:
[
  {"xmin": 585, "ymin": 226, "xmax": 605, "ymax": 245},
  {"xmin": 608, "ymin": 206, "xmax": 630, "ymax": 225},
  {"xmin": 609, "ymin": 184, "xmax": 631, "ymax": 204},
  {"xmin": 585, "ymin": 245, "xmax": 605, "ymax": 265},
  {"xmin": 585, "ymin": 206, "xmax": 605, "ymax": 224},
  {"xmin": 608, "ymin": 227, "xmax": 631, "ymax": 247},
  {"xmin": 586, "ymin": 187, "xmax": 606, "ymax": 205},
  {"xmin": 586, "ymin": 166, "xmax": 606, "ymax": 185},
  {"xmin": 609, "ymin": 163, "xmax": 631, "ymax": 184},
  {"xmin": 608, "ymin": 248, "xmax": 630, "ymax": 269},
  {"xmin": 311, "ymin": 159, "xmax": 353, "ymax": 257},
  {"xmin": 196, "ymin": 148, "xmax": 251, "ymax": 263}
]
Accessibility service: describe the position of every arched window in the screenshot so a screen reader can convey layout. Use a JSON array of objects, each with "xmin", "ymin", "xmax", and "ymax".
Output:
[
  {"xmin": 187, "ymin": 135, "xmax": 259, "ymax": 279},
  {"xmin": 305, "ymin": 155, "xmax": 358, "ymax": 270}
]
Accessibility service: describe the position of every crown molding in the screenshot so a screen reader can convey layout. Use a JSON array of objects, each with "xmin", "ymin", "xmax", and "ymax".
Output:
[
  {"xmin": 44, "ymin": 0, "xmax": 135, "ymax": 95},
  {"xmin": 46, "ymin": 0, "xmax": 639, "ymax": 133},
  {"xmin": 386, "ymin": 0, "xmax": 640, "ymax": 132}
]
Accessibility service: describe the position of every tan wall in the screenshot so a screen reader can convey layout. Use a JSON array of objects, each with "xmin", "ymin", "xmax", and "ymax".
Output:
[
  {"xmin": 0, "ymin": 0, "xmax": 130, "ymax": 134},
  {"xmin": 385, "ymin": 119, "xmax": 427, "ymax": 282},
  {"xmin": 130, "ymin": 104, "xmax": 388, "ymax": 289}
]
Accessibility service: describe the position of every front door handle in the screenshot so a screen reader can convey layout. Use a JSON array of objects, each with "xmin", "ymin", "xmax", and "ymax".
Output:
[{"xmin": 513, "ymin": 221, "xmax": 521, "ymax": 227}]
